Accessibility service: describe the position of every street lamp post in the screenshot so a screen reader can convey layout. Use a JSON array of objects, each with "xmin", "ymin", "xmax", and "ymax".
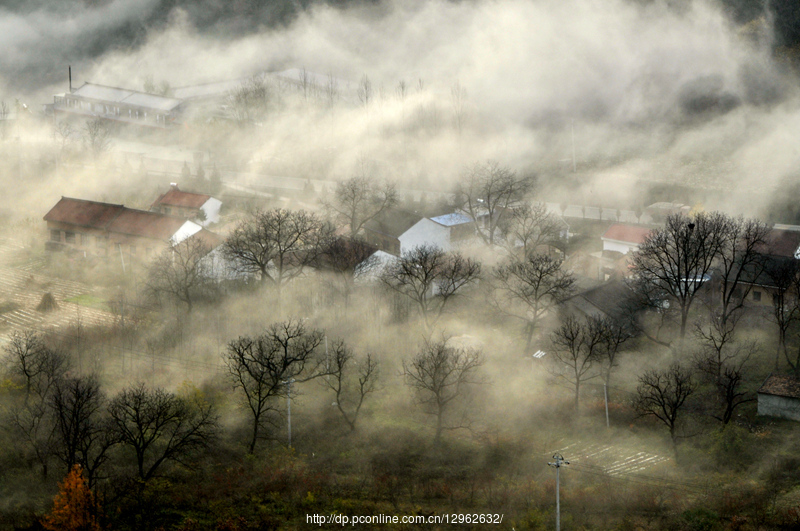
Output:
[{"xmin": 548, "ymin": 453, "xmax": 569, "ymax": 531}]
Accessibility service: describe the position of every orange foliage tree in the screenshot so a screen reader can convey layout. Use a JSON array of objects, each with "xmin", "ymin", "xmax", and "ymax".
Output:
[{"xmin": 41, "ymin": 464, "xmax": 102, "ymax": 531}]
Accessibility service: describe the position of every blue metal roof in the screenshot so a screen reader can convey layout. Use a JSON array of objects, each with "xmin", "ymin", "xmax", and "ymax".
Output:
[{"xmin": 430, "ymin": 213, "xmax": 472, "ymax": 227}]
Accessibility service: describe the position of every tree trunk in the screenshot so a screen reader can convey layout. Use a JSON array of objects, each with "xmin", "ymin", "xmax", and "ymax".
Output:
[
  {"xmin": 435, "ymin": 407, "xmax": 444, "ymax": 446},
  {"xmin": 249, "ymin": 416, "xmax": 260, "ymax": 454},
  {"xmin": 679, "ymin": 309, "xmax": 689, "ymax": 343},
  {"xmin": 670, "ymin": 426, "xmax": 678, "ymax": 460},
  {"xmin": 524, "ymin": 322, "xmax": 535, "ymax": 353}
]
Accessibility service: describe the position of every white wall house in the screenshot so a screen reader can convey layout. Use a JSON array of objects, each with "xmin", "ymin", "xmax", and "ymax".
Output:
[
  {"xmin": 151, "ymin": 185, "xmax": 222, "ymax": 227},
  {"xmin": 399, "ymin": 218, "xmax": 451, "ymax": 255},
  {"xmin": 601, "ymin": 224, "xmax": 653, "ymax": 255},
  {"xmin": 398, "ymin": 213, "xmax": 474, "ymax": 255},
  {"xmin": 758, "ymin": 374, "xmax": 800, "ymax": 422},
  {"xmin": 198, "ymin": 197, "xmax": 222, "ymax": 226}
]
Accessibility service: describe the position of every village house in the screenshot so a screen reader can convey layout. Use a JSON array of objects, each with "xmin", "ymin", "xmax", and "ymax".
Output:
[
  {"xmin": 601, "ymin": 223, "xmax": 653, "ymax": 255},
  {"xmin": 44, "ymin": 197, "xmax": 208, "ymax": 262},
  {"xmin": 736, "ymin": 227, "xmax": 800, "ymax": 308},
  {"xmin": 583, "ymin": 224, "xmax": 654, "ymax": 281},
  {"xmin": 52, "ymin": 83, "xmax": 183, "ymax": 129},
  {"xmin": 363, "ymin": 210, "xmax": 424, "ymax": 256},
  {"xmin": 151, "ymin": 184, "xmax": 222, "ymax": 226},
  {"xmin": 758, "ymin": 374, "xmax": 800, "ymax": 421},
  {"xmin": 398, "ymin": 213, "xmax": 475, "ymax": 255},
  {"xmin": 564, "ymin": 279, "xmax": 637, "ymax": 322}
]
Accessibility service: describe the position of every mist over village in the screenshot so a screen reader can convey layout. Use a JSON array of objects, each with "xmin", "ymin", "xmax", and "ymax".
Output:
[{"xmin": 5, "ymin": 1, "xmax": 800, "ymax": 530}]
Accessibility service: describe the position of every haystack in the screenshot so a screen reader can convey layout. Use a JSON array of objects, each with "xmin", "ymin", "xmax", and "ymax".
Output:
[{"xmin": 36, "ymin": 292, "xmax": 59, "ymax": 313}]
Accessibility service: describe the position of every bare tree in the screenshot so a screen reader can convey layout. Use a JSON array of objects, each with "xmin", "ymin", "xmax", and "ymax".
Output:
[
  {"xmin": 714, "ymin": 216, "xmax": 770, "ymax": 328},
  {"xmin": 549, "ymin": 315, "xmax": 605, "ymax": 411},
  {"xmin": 225, "ymin": 320, "xmax": 325, "ymax": 453},
  {"xmin": 357, "ymin": 74, "xmax": 372, "ymax": 108},
  {"xmin": 146, "ymin": 236, "xmax": 214, "ymax": 314},
  {"xmin": 298, "ymin": 67, "xmax": 312, "ymax": 102},
  {"xmin": 0, "ymin": 100, "xmax": 8, "ymax": 140},
  {"xmin": 226, "ymin": 74, "xmax": 271, "ymax": 125},
  {"xmin": 381, "ymin": 245, "xmax": 481, "ymax": 329},
  {"xmin": 455, "ymin": 161, "xmax": 535, "ymax": 246},
  {"xmin": 714, "ymin": 363, "xmax": 754, "ymax": 426},
  {"xmin": 318, "ymin": 236, "xmax": 378, "ymax": 306},
  {"xmin": 402, "ymin": 337, "xmax": 484, "ymax": 445},
  {"xmin": 324, "ymin": 173, "xmax": 399, "ymax": 238},
  {"xmin": 450, "ymin": 80, "xmax": 467, "ymax": 134},
  {"xmin": 491, "ymin": 253, "xmax": 575, "ymax": 352},
  {"xmin": 499, "ymin": 202, "xmax": 566, "ymax": 257},
  {"xmin": 108, "ymin": 384, "xmax": 217, "ymax": 481},
  {"xmin": 396, "ymin": 79, "xmax": 408, "ymax": 125},
  {"xmin": 3, "ymin": 330, "xmax": 67, "ymax": 400},
  {"xmin": 82, "ymin": 118, "xmax": 111, "ymax": 160},
  {"xmin": 595, "ymin": 316, "xmax": 632, "ymax": 392},
  {"xmin": 53, "ymin": 120, "xmax": 74, "ymax": 155},
  {"xmin": 765, "ymin": 258, "xmax": 800, "ymax": 369},
  {"xmin": 634, "ymin": 364, "xmax": 695, "ymax": 456},
  {"xmin": 1, "ymin": 331, "xmax": 68, "ymax": 479},
  {"xmin": 325, "ymin": 72, "xmax": 339, "ymax": 108},
  {"xmin": 630, "ymin": 212, "xmax": 728, "ymax": 352},
  {"xmin": 693, "ymin": 312, "xmax": 751, "ymax": 385},
  {"xmin": 50, "ymin": 375, "xmax": 116, "ymax": 487},
  {"xmin": 222, "ymin": 208, "xmax": 331, "ymax": 294},
  {"xmin": 322, "ymin": 341, "xmax": 379, "ymax": 432}
]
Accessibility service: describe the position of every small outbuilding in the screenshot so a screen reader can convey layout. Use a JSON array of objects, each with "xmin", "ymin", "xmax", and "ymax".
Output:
[
  {"xmin": 151, "ymin": 184, "xmax": 222, "ymax": 226},
  {"xmin": 757, "ymin": 374, "xmax": 800, "ymax": 421},
  {"xmin": 601, "ymin": 224, "xmax": 653, "ymax": 255}
]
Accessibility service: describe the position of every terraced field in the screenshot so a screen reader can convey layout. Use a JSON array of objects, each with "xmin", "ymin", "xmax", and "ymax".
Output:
[
  {"xmin": 549, "ymin": 439, "xmax": 671, "ymax": 476},
  {"xmin": 0, "ymin": 265, "xmax": 117, "ymax": 335}
]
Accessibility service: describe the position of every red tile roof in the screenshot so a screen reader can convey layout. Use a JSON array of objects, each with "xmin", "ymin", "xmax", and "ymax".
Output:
[
  {"xmin": 152, "ymin": 187, "xmax": 211, "ymax": 209},
  {"xmin": 186, "ymin": 228, "xmax": 224, "ymax": 250},
  {"xmin": 762, "ymin": 229, "xmax": 800, "ymax": 259},
  {"xmin": 44, "ymin": 197, "xmax": 191, "ymax": 242},
  {"xmin": 601, "ymin": 224, "xmax": 653, "ymax": 245},
  {"xmin": 107, "ymin": 209, "xmax": 188, "ymax": 240},
  {"xmin": 44, "ymin": 197, "xmax": 125, "ymax": 229},
  {"xmin": 758, "ymin": 374, "xmax": 800, "ymax": 399}
]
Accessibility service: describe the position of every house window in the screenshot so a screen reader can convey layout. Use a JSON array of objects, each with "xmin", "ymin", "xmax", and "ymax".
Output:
[
  {"xmin": 165, "ymin": 207, "xmax": 171, "ymax": 215},
  {"xmin": 64, "ymin": 231, "xmax": 76, "ymax": 244},
  {"xmin": 50, "ymin": 230, "xmax": 61, "ymax": 242},
  {"xmin": 753, "ymin": 291, "xmax": 762, "ymax": 302},
  {"xmin": 130, "ymin": 245, "xmax": 136, "ymax": 256}
]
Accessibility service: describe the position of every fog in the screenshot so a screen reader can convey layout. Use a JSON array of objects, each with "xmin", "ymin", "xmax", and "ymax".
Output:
[
  {"xmin": 3, "ymin": 0, "xmax": 796, "ymax": 218},
  {"xmin": 1, "ymin": 0, "xmax": 800, "ymax": 529}
]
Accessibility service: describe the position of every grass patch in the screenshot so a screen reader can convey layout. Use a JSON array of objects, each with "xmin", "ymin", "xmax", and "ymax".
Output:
[{"xmin": 65, "ymin": 294, "xmax": 109, "ymax": 311}]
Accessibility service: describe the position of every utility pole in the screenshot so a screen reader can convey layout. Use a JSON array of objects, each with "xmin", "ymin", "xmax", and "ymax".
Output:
[
  {"xmin": 285, "ymin": 378, "xmax": 296, "ymax": 448},
  {"xmin": 548, "ymin": 453, "xmax": 569, "ymax": 531},
  {"xmin": 604, "ymin": 382, "xmax": 610, "ymax": 428},
  {"xmin": 571, "ymin": 119, "xmax": 576, "ymax": 173},
  {"xmin": 120, "ymin": 295, "xmax": 125, "ymax": 372}
]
